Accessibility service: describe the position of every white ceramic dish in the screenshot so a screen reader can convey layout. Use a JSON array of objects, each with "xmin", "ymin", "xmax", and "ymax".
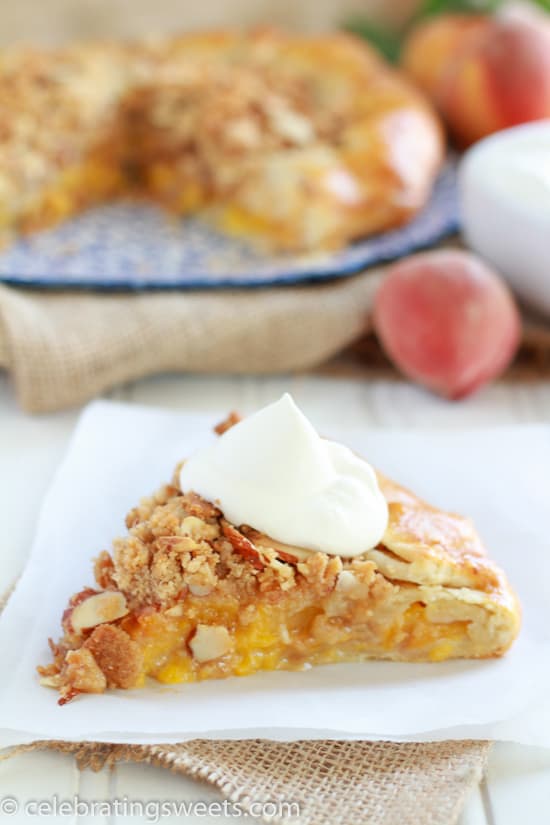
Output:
[{"xmin": 459, "ymin": 121, "xmax": 550, "ymax": 316}]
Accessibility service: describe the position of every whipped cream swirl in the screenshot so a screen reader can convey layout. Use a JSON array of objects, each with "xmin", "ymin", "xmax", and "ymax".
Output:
[{"xmin": 179, "ymin": 394, "xmax": 388, "ymax": 558}]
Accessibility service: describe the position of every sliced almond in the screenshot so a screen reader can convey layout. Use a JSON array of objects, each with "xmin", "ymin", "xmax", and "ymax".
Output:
[
  {"xmin": 335, "ymin": 570, "xmax": 359, "ymax": 594},
  {"xmin": 179, "ymin": 515, "xmax": 218, "ymax": 542},
  {"xmin": 165, "ymin": 603, "xmax": 184, "ymax": 617},
  {"xmin": 39, "ymin": 674, "xmax": 62, "ymax": 689},
  {"xmin": 70, "ymin": 591, "xmax": 129, "ymax": 633},
  {"xmin": 222, "ymin": 521, "xmax": 265, "ymax": 570},
  {"xmin": 188, "ymin": 582, "xmax": 213, "ymax": 597},
  {"xmin": 250, "ymin": 533, "xmax": 312, "ymax": 564},
  {"xmin": 266, "ymin": 102, "xmax": 314, "ymax": 145},
  {"xmin": 189, "ymin": 624, "xmax": 232, "ymax": 663},
  {"xmin": 63, "ymin": 648, "xmax": 107, "ymax": 694}
]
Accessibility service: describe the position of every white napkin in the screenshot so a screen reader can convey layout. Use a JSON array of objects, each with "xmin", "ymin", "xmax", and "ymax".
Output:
[{"xmin": 1, "ymin": 401, "xmax": 549, "ymax": 748}]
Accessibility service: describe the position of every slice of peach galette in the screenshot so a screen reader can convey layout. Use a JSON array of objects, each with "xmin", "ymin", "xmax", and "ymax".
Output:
[{"xmin": 38, "ymin": 395, "xmax": 520, "ymax": 704}]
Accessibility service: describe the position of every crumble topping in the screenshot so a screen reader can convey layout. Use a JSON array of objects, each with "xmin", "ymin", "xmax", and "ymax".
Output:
[{"xmin": 109, "ymin": 481, "xmax": 363, "ymax": 612}]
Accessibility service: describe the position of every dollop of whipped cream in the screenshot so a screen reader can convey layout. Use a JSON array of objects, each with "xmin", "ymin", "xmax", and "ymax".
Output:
[{"xmin": 179, "ymin": 394, "xmax": 388, "ymax": 558}]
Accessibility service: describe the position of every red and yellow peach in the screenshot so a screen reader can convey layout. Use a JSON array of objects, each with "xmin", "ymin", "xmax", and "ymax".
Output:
[{"xmin": 373, "ymin": 250, "xmax": 521, "ymax": 399}]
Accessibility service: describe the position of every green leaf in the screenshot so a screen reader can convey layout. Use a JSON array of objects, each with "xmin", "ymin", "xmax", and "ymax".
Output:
[
  {"xmin": 417, "ymin": 0, "xmax": 502, "ymax": 16},
  {"xmin": 343, "ymin": 18, "xmax": 403, "ymax": 63},
  {"xmin": 417, "ymin": 0, "xmax": 550, "ymax": 15}
]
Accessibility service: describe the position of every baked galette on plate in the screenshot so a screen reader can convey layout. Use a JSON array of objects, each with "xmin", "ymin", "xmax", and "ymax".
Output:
[
  {"xmin": 39, "ymin": 396, "xmax": 520, "ymax": 704},
  {"xmin": 0, "ymin": 29, "xmax": 443, "ymax": 252}
]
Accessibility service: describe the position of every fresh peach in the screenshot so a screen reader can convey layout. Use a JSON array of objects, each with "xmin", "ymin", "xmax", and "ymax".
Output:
[
  {"xmin": 401, "ymin": 14, "xmax": 489, "ymax": 100},
  {"xmin": 373, "ymin": 250, "xmax": 521, "ymax": 399},
  {"xmin": 439, "ymin": 17, "xmax": 550, "ymax": 146}
]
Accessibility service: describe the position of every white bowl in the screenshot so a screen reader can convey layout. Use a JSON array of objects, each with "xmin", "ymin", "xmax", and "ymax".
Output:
[{"xmin": 459, "ymin": 121, "xmax": 550, "ymax": 317}]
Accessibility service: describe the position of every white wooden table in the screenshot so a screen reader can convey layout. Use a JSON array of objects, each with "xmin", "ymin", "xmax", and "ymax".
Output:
[{"xmin": 2, "ymin": 370, "xmax": 550, "ymax": 825}]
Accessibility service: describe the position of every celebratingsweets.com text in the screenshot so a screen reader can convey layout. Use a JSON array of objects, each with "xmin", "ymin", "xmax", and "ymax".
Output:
[{"xmin": 0, "ymin": 794, "xmax": 301, "ymax": 821}]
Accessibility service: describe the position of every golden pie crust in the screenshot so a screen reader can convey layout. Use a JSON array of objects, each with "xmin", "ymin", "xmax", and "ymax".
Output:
[
  {"xmin": 38, "ymin": 415, "xmax": 520, "ymax": 704},
  {"xmin": 0, "ymin": 29, "xmax": 443, "ymax": 251}
]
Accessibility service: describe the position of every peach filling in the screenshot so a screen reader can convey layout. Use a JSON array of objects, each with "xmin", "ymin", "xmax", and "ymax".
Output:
[{"xmin": 120, "ymin": 597, "xmax": 472, "ymax": 686}]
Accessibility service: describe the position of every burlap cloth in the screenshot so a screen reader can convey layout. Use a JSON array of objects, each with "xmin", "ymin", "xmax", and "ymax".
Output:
[
  {"xmin": 4, "ymin": 739, "xmax": 491, "ymax": 825},
  {"xmin": 1, "ymin": 264, "xmax": 550, "ymax": 413}
]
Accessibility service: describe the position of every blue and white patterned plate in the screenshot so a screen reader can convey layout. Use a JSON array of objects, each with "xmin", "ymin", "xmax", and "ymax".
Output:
[{"xmin": 0, "ymin": 163, "xmax": 458, "ymax": 290}]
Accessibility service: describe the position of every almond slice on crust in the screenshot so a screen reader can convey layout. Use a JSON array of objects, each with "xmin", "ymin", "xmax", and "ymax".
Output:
[
  {"xmin": 242, "ymin": 529, "xmax": 313, "ymax": 564},
  {"xmin": 221, "ymin": 521, "xmax": 266, "ymax": 570},
  {"xmin": 189, "ymin": 624, "xmax": 232, "ymax": 662},
  {"xmin": 69, "ymin": 591, "xmax": 129, "ymax": 633}
]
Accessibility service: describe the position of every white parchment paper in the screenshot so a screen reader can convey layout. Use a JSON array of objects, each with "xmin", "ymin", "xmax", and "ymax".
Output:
[{"xmin": 1, "ymin": 401, "xmax": 549, "ymax": 748}]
